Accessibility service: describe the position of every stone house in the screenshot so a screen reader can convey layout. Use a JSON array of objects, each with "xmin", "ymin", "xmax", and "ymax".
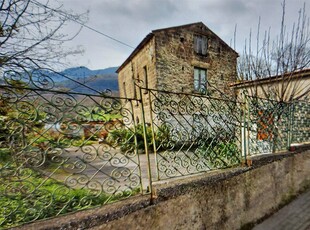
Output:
[
  {"xmin": 117, "ymin": 22, "xmax": 238, "ymax": 96},
  {"xmin": 117, "ymin": 22, "xmax": 239, "ymax": 123}
]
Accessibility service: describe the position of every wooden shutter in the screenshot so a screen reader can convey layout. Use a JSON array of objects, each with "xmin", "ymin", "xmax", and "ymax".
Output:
[
  {"xmin": 194, "ymin": 36, "xmax": 199, "ymax": 53},
  {"xmin": 202, "ymin": 37, "xmax": 208, "ymax": 55}
]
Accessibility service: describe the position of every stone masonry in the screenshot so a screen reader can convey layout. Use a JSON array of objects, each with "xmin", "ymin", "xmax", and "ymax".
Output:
[
  {"xmin": 153, "ymin": 23, "xmax": 238, "ymax": 96},
  {"xmin": 117, "ymin": 22, "xmax": 239, "ymax": 123}
]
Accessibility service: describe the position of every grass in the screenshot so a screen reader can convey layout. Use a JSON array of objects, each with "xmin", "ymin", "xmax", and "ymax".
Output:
[{"xmin": 0, "ymin": 160, "xmax": 140, "ymax": 229}]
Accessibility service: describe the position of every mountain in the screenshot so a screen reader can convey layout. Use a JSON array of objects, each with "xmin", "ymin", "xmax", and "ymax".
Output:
[
  {"xmin": 61, "ymin": 66, "xmax": 118, "ymax": 79},
  {"xmin": 57, "ymin": 73, "xmax": 119, "ymax": 94},
  {"xmin": 47, "ymin": 66, "xmax": 118, "ymax": 82},
  {"xmin": 54, "ymin": 66, "xmax": 119, "ymax": 94},
  {"xmin": 0, "ymin": 66, "xmax": 120, "ymax": 95}
]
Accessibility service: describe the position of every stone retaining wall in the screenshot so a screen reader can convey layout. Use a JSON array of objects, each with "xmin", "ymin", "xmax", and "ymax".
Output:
[{"xmin": 15, "ymin": 148, "xmax": 310, "ymax": 230}]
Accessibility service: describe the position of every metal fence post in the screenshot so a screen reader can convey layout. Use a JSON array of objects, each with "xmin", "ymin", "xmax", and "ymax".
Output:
[
  {"xmin": 147, "ymin": 90, "xmax": 160, "ymax": 181},
  {"xmin": 287, "ymin": 101, "xmax": 295, "ymax": 149},
  {"xmin": 128, "ymin": 98, "xmax": 144, "ymax": 194},
  {"xmin": 138, "ymin": 86, "xmax": 154, "ymax": 202},
  {"xmin": 242, "ymin": 99, "xmax": 248, "ymax": 164}
]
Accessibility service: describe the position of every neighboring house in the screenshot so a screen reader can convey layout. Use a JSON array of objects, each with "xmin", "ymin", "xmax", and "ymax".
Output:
[
  {"xmin": 117, "ymin": 22, "xmax": 238, "ymax": 123},
  {"xmin": 231, "ymin": 68, "xmax": 310, "ymax": 102},
  {"xmin": 231, "ymin": 69, "xmax": 310, "ymax": 154}
]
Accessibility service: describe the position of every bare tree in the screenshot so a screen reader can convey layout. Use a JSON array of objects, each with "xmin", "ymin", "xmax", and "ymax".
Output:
[
  {"xmin": 0, "ymin": 0, "xmax": 87, "ymax": 75},
  {"xmin": 235, "ymin": 1, "xmax": 310, "ymax": 155},
  {"xmin": 237, "ymin": 0, "xmax": 310, "ymax": 102}
]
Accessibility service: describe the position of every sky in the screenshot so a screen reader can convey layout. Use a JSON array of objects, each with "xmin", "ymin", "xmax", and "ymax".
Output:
[{"xmin": 59, "ymin": 0, "xmax": 309, "ymax": 70}]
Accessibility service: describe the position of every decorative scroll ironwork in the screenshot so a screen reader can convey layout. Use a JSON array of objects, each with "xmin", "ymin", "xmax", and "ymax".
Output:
[
  {"xmin": 143, "ymin": 89, "xmax": 243, "ymax": 180},
  {"xmin": 291, "ymin": 101, "xmax": 310, "ymax": 144},
  {"xmin": 246, "ymin": 96, "xmax": 291, "ymax": 155},
  {"xmin": 0, "ymin": 70, "xmax": 143, "ymax": 228},
  {"xmin": 1, "ymin": 69, "xmax": 309, "ymax": 228}
]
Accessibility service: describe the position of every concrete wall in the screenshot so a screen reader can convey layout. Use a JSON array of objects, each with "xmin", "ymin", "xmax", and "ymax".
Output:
[
  {"xmin": 17, "ymin": 148, "xmax": 310, "ymax": 230},
  {"xmin": 233, "ymin": 75, "xmax": 310, "ymax": 102}
]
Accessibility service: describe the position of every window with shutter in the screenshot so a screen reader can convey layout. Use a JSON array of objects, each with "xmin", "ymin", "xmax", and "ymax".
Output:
[{"xmin": 194, "ymin": 35, "xmax": 208, "ymax": 55}]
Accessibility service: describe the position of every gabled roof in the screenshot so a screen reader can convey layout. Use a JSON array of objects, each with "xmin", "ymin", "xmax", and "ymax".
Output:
[
  {"xmin": 116, "ymin": 33, "xmax": 154, "ymax": 73},
  {"xmin": 116, "ymin": 22, "xmax": 238, "ymax": 73},
  {"xmin": 153, "ymin": 22, "xmax": 238, "ymax": 54},
  {"xmin": 231, "ymin": 68, "xmax": 310, "ymax": 89},
  {"xmin": 151, "ymin": 21, "xmax": 205, "ymax": 33}
]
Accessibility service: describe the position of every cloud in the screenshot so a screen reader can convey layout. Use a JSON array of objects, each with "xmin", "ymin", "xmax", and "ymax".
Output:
[
  {"xmin": 60, "ymin": 0, "xmax": 309, "ymax": 69},
  {"xmin": 95, "ymin": 0, "xmax": 179, "ymax": 21}
]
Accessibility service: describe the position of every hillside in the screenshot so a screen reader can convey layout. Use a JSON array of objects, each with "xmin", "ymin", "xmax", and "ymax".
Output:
[
  {"xmin": 0, "ymin": 66, "xmax": 119, "ymax": 95},
  {"xmin": 54, "ymin": 66, "xmax": 119, "ymax": 94},
  {"xmin": 60, "ymin": 66, "xmax": 118, "ymax": 80},
  {"xmin": 57, "ymin": 73, "xmax": 119, "ymax": 94}
]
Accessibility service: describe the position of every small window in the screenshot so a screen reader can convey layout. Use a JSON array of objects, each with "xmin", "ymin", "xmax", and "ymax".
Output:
[
  {"xmin": 194, "ymin": 67, "xmax": 207, "ymax": 94},
  {"xmin": 123, "ymin": 82, "xmax": 127, "ymax": 97},
  {"xmin": 218, "ymin": 45, "xmax": 222, "ymax": 54},
  {"xmin": 194, "ymin": 35, "xmax": 208, "ymax": 55},
  {"xmin": 143, "ymin": 66, "xmax": 148, "ymax": 94},
  {"xmin": 133, "ymin": 81, "xmax": 137, "ymax": 98}
]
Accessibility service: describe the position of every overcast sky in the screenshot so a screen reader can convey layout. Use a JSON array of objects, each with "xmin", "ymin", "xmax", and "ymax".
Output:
[{"xmin": 60, "ymin": 0, "xmax": 309, "ymax": 70}]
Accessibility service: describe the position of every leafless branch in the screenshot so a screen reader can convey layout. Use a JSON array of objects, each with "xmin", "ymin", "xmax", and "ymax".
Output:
[
  {"xmin": 237, "ymin": 0, "xmax": 310, "ymax": 102},
  {"xmin": 0, "ymin": 0, "xmax": 88, "ymax": 73}
]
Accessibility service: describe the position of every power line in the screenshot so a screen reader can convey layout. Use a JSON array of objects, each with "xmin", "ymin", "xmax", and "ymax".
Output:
[
  {"xmin": 74, "ymin": 22, "xmax": 135, "ymax": 49},
  {"xmin": 30, "ymin": 0, "xmax": 135, "ymax": 49}
]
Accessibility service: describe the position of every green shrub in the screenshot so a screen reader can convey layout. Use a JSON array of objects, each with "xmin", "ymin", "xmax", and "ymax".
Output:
[
  {"xmin": 196, "ymin": 141, "xmax": 241, "ymax": 169},
  {"xmin": 0, "ymin": 148, "xmax": 11, "ymax": 162},
  {"xmin": 32, "ymin": 129, "xmax": 95, "ymax": 150},
  {"xmin": 107, "ymin": 124, "xmax": 152, "ymax": 152},
  {"xmin": 106, "ymin": 124, "xmax": 172, "ymax": 153}
]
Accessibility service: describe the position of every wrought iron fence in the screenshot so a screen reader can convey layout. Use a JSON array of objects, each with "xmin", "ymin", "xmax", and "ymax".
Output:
[
  {"xmin": 141, "ymin": 88, "xmax": 244, "ymax": 181},
  {"xmin": 244, "ymin": 96, "xmax": 310, "ymax": 156},
  {"xmin": 291, "ymin": 101, "xmax": 310, "ymax": 144},
  {"xmin": 0, "ymin": 71, "xmax": 144, "ymax": 228},
  {"xmin": 0, "ymin": 70, "xmax": 309, "ymax": 228}
]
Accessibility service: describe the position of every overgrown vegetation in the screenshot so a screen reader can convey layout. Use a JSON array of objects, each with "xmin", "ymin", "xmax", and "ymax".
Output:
[
  {"xmin": 31, "ymin": 129, "xmax": 96, "ymax": 150},
  {"xmin": 0, "ymin": 152, "xmax": 139, "ymax": 228},
  {"xmin": 107, "ymin": 124, "xmax": 152, "ymax": 152},
  {"xmin": 107, "ymin": 124, "xmax": 241, "ymax": 168},
  {"xmin": 196, "ymin": 141, "xmax": 241, "ymax": 169},
  {"xmin": 107, "ymin": 124, "xmax": 172, "ymax": 152},
  {"xmin": 82, "ymin": 107, "xmax": 122, "ymax": 121},
  {"xmin": 0, "ymin": 96, "xmax": 140, "ymax": 228}
]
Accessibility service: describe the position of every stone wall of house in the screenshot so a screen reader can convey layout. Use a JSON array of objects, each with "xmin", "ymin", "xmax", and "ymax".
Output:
[
  {"xmin": 117, "ymin": 36, "xmax": 156, "ymax": 124},
  {"xmin": 118, "ymin": 37, "xmax": 156, "ymax": 99},
  {"xmin": 154, "ymin": 23, "xmax": 238, "ymax": 98},
  {"xmin": 117, "ymin": 23, "xmax": 239, "ymax": 124},
  {"xmin": 17, "ymin": 148, "xmax": 310, "ymax": 230}
]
